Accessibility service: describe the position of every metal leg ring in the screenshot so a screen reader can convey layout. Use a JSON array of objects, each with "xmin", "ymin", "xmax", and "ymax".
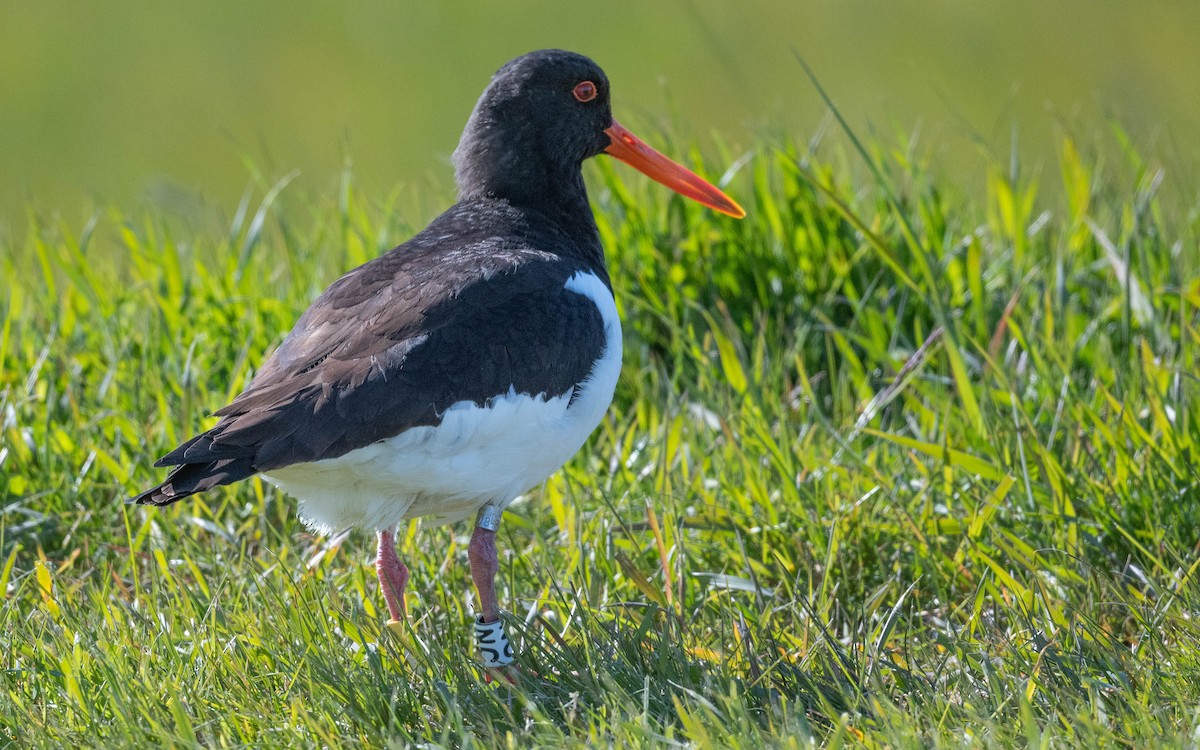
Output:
[{"xmin": 476, "ymin": 505, "xmax": 503, "ymax": 532}]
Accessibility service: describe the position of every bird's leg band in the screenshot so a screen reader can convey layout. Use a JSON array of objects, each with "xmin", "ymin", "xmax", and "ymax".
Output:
[
  {"xmin": 474, "ymin": 615, "xmax": 515, "ymax": 668},
  {"xmin": 476, "ymin": 504, "xmax": 502, "ymax": 532}
]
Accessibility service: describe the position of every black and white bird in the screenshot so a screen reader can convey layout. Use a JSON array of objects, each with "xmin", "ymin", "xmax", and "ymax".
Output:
[{"xmin": 133, "ymin": 49, "xmax": 744, "ymax": 671}]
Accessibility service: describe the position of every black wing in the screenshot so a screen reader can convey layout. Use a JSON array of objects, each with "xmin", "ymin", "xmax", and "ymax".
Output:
[{"xmin": 133, "ymin": 208, "xmax": 608, "ymax": 505}]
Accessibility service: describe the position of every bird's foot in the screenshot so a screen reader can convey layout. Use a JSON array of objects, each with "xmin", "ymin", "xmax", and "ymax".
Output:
[{"xmin": 483, "ymin": 666, "xmax": 520, "ymax": 685}]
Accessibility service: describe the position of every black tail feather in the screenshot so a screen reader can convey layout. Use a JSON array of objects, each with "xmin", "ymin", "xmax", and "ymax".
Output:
[
  {"xmin": 153, "ymin": 432, "xmax": 210, "ymax": 468},
  {"xmin": 131, "ymin": 456, "xmax": 258, "ymax": 506}
]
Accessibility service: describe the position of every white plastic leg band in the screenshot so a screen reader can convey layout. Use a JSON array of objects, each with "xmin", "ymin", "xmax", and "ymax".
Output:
[
  {"xmin": 476, "ymin": 505, "xmax": 503, "ymax": 532},
  {"xmin": 474, "ymin": 615, "xmax": 515, "ymax": 668}
]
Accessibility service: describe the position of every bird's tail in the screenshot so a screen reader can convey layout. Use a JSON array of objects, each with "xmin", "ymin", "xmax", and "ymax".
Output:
[{"xmin": 130, "ymin": 456, "xmax": 257, "ymax": 505}]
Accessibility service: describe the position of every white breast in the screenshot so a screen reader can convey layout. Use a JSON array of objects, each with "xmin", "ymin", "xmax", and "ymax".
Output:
[{"xmin": 263, "ymin": 271, "xmax": 622, "ymax": 533}]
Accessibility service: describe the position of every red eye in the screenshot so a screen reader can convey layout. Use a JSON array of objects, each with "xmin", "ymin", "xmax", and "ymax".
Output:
[{"xmin": 573, "ymin": 81, "xmax": 597, "ymax": 103}]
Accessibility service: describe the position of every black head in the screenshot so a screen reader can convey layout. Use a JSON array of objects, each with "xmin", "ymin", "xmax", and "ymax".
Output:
[
  {"xmin": 454, "ymin": 50, "xmax": 612, "ymax": 204},
  {"xmin": 453, "ymin": 49, "xmax": 745, "ymax": 219}
]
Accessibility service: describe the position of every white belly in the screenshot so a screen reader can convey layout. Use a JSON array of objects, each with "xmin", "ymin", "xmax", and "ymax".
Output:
[{"xmin": 263, "ymin": 271, "xmax": 622, "ymax": 533}]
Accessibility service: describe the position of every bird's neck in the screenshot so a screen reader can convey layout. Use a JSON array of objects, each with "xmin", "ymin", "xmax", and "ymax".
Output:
[
  {"xmin": 529, "ymin": 168, "xmax": 608, "ymax": 276},
  {"xmin": 459, "ymin": 163, "xmax": 608, "ymax": 280}
]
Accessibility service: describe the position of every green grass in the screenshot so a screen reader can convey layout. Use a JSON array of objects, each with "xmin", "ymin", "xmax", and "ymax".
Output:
[{"xmin": 3, "ymin": 125, "xmax": 1200, "ymax": 747}]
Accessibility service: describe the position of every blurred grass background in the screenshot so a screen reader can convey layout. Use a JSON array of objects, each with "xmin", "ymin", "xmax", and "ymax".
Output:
[{"xmin": 3, "ymin": 0, "xmax": 1199, "ymax": 225}]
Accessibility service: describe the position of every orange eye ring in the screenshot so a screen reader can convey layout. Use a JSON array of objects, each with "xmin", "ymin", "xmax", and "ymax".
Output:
[{"xmin": 573, "ymin": 81, "xmax": 598, "ymax": 103}]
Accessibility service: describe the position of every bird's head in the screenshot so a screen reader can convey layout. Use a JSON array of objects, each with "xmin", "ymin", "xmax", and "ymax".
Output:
[{"xmin": 454, "ymin": 49, "xmax": 744, "ymax": 218}]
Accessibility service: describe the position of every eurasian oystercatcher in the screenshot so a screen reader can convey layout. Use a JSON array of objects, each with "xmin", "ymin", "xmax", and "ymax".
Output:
[{"xmin": 133, "ymin": 49, "xmax": 744, "ymax": 671}]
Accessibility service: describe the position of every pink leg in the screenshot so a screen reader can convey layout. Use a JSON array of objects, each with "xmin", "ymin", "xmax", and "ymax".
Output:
[
  {"xmin": 469, "ymin": 508, "xmax": 516, "ymax": 677},
  {"xmin": 468, "ymin": 526, "xmax": 500, "ymax": 623},
  {"xmin": 376, "ymin": 528, "xmax": 409, "ymax": 622}
]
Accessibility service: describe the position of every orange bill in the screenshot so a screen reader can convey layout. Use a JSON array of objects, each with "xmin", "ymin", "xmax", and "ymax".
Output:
[{"xmin": 603, "ymin": 120, "xmax": 746, "ymax": 218}]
